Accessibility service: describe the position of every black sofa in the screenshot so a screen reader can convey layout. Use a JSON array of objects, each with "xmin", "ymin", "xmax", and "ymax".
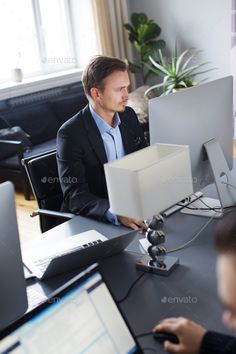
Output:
[{"xmin": 0, "ymin": 88, "xmax": 88, "ymax": 199}]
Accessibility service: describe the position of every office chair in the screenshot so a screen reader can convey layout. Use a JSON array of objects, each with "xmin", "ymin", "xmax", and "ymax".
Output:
[{"xmin": 22, "ymin": 150, "xmax": 73, "ymax": 233}]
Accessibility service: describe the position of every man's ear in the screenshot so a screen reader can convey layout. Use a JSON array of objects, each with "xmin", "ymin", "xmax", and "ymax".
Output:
[{"xmin": 90, "ymin": 87, "xmax": 101, "ymax": 101}]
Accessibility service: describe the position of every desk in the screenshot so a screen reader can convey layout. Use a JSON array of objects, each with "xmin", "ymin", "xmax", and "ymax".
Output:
[{"xmin": 25, "ymin": 210, "xmax": 232, "ymax": 353}]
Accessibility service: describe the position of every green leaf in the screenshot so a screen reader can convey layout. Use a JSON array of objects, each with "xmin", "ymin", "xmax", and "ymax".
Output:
[
  {"xmin": 188, "ymin": 67, "xmax": 217, "ymax": 77},
  {"xmin": 127, "ymin": 60, "xmax": 142, "ymax": 74},
  {"xmin": 180, "ymin": 53, "xmax": 196, "ymax": 71},
  {"xmin": 142, "ymin": 22, "xmax": 161, "ymax": 41},
  {"xmin": 178, "ymin": 62, "xmax": 209, "ymax": 79},
  {"xmin": 131, "ymin": 13, "xmax": 148, "ymax": 29},
  {"xmin": 178, "ymin": 80, "xmax": 188, "ymax": 88},
  {"xmin": 133, "ymin": 40, "xmax": 142, "ymax": 54},
  {"xmin": 149, "ymin": 56, "xmax": 170, "ymax": 75},
  {"xmin": 137, "ymin": 23, "xmax": 149, "ymax": 42},
  {"xmin": 145, "ymin": 62, "xmax": 165, "ymax": 77},
  {"xmin": 144, "ymin": 83, "xmax": 165, "ymax": 98},
  {"xmin": 123, "ymin": 23, "xmax": 134, "ymax": 32},
  {"xmin": 128, "ymin": 32, "xmax": 138, "ymax": 43},
  {"xmin": 144, "ymin": 40, "xmax": 166, "ymax": 57},
  {"xmin": 156, "ymin": 49, "xmax": 165, "ymax": 67},
  {"xmin": 175, "ymin": 49, "xmax": 190, "ymax": 74},
  {"xmin": 154, "ymin": 39, "xmax": 166, "ymax": 49}
]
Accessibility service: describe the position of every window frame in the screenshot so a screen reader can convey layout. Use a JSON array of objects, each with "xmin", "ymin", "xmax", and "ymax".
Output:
[{"xmin": 31, "ymin": 0, "xmax": 77, "ymax": 74}]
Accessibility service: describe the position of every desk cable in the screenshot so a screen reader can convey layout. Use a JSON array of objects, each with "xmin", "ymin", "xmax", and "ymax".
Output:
[
  {"xmin": 136, "ymin": 331, "xmax": 153, "ymax": 339},
  {"xmin": 167, "ymin": 216, "xmax": 214, "ymax": 254},
  {"xmin": 176, "ymin": 193, "xmax": 222, "ymax": 212},
  {"xmin": 117, "ymin": 271, "xmax": 149, "ymax": 304}
]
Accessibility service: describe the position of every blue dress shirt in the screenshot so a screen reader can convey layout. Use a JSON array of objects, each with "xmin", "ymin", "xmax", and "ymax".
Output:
[{"xmin": 89, "ymin": 105, "xmax": 125, "ymax": 224}]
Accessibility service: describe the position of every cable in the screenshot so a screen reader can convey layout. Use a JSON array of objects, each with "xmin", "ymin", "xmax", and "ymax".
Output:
[
  {"xmin": 117, "ymin": 271, "xmax": 148, "ymax": 304},
  {"xmin": 176, "ymin": 194, "xmax": 221, "ymax": 212},
  {"xmin": 221, "ymin": 181, "xmax": 236, "ymax": 190},
  {"xmin": 195, "ymin": 195, "xmax": 221, "ymax": 210},
  {"xmin": 182, "ymin": 204, "xmax": 222, "ymax": 212},
  {"xmin": 136, "ymin": 331, "xmax": 153, "ymax": 339},
  {"xmin": 167, "ymin": 216, "xmax": 214, "ymax": 253}
]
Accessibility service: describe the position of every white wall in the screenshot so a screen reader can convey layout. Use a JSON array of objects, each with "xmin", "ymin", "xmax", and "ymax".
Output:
[{"xmin": 128, "ymin": 0, "xmax": 231, "ymax": 82}]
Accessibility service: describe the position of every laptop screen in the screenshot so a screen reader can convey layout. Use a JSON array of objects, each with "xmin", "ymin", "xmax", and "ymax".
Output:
[{"xmin": 0, "ymin": 267, "xmax": 140, "ymax": 354}]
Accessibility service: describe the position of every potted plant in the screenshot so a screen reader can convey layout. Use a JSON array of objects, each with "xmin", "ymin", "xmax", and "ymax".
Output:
[
  {"xmin": 144, "ymin": 46, "xmax": 215, "ymax": 97},
  {"xmin": 123, "ymin": 12, "xmax": 166, "ymax": 84}
]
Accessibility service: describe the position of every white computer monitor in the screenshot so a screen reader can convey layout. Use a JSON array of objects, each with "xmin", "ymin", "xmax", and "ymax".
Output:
[{"xmin": 149, "ymin": 76, "xmax": 235, "ymax": 209}]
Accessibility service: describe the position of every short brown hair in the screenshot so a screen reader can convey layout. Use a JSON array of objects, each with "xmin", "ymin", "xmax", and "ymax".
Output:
[
  {"xmin": 82, "ymin": 55, "xmax": 128, "ymax": 97},
  {"xmin": 215, "ymin": 210, "xmax": 236, "ymax": 253}
]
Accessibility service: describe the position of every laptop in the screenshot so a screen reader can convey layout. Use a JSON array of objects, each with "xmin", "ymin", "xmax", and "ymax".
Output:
[
  {"xmin": 0, "ymin": 182, "xmax": 28, "ymax": 331},
  {"xmin": 0, "ymin": 263, "xmax": 143, "ymax": 354},
  {"xmin": 22, "ymin": 229, "xmax": 138, "ymax": 280}
]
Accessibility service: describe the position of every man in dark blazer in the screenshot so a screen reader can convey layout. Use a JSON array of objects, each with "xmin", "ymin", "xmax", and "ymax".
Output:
[
  {"xmin": 57, "ymin": 55, "xmax": 147, "ymax": 229},
  {"xmin": 153, "ymin": 210, "xmax": 236, "ymax": 354}
]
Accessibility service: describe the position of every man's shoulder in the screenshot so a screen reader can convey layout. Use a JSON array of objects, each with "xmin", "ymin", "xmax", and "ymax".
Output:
[
  {"xmin": 58, "ymin": 105, "xmax": 89, "ymax": 134},
  {"xmin": 122, "ymin": 106, "xmax": 136, "ymax": 117},
  {"xmin": 120, "ymin": 106, "xmax": 139, "ymax": 125}
]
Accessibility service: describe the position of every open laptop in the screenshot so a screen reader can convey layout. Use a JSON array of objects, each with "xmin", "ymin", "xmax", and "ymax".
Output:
[
  {"xmin": 22, "ymin": 229, "xmax": 138, "ymax": 280},
  {"xmin": 0, "ymin": 182, "xmax": 28, "ymax": 331},
  {"xmin": 0, "ymin": 263, "xmax": 143, "ymax": 354}
]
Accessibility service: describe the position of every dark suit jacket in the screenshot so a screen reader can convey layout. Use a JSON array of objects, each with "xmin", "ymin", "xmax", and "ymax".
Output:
[
  {"xmin": 57, "ymin": 105, "xmax": 147, "ymax": 221},
  {"xmin": 200, "ymin": 331, "xmax": 236, "ymax": 354}
]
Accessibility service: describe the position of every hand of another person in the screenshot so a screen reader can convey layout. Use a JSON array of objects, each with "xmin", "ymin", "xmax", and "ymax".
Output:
[
  {"xmin": 153, "ymin": 317, "xmax": 207, "ymax": 354},
  {"xmin": 117, "ymin": 215, "xmax": 147, "ymax": 230}
]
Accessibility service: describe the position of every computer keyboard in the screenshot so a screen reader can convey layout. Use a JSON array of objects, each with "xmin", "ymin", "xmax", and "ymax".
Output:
[
  {"xmin": 26, "ymin": 287, "xmax": 47, "ymax": 312},
  {"xmin": 33, "ymin": 239, "xmax": 103, "ymax": 273}
]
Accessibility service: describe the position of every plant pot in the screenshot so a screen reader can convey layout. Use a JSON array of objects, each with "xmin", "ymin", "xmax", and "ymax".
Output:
[
  {"xmin": 11, "ymin": 68, "xmax": 23, "ymax": 82},
  {"xmin": 172, "ymin": 82, "xmax": 197, "ymax": 93}
]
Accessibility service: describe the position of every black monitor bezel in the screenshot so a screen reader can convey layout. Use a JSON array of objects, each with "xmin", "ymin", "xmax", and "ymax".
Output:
[{"xmin": 0, "ymin": 263, "xmax": 143, "ymax": 353}]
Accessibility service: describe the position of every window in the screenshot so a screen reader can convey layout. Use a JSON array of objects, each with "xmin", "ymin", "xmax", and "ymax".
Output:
[{"xmin": 0, "ymin": 0, "xmax": 99, "ymax": 83}]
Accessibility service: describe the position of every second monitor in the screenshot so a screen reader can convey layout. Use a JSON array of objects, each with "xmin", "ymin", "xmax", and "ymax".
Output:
[{"xmin": 149, "ymin": 76, "xmax": 235, "ymax": 211}]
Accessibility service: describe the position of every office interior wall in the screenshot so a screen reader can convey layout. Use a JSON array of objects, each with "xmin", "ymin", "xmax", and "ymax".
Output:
[{"xmin": 127, "ymin": 0, "xmax": 231, "ymax": 82}]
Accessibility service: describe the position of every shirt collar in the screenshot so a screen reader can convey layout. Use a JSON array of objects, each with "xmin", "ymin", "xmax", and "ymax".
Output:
[{"xmin": 89, "ymin": 104, "xmax": 121, "ymax": 135}]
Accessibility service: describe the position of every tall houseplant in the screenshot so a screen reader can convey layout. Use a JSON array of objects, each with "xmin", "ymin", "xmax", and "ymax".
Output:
[
  {"xmin": 123, "ymin": 13, "xmax": 165, "ymax": 84},
  {"xmin": 145, "ymin": 46, "xmax": 215, "ymax": 97}
]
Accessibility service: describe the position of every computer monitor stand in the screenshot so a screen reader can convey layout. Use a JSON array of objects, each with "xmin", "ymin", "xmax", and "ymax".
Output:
[
  {"xmin": 204, "ymin": 138, "xmax": 236, "ymax": 206},
  {"xmin": 181, "ymin": 138, "xmax": 236, "ymax": 218}
]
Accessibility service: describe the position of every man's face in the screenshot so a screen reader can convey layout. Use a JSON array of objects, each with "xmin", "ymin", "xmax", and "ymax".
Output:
[
  {"xmin": 94, "ymin": 70, "xmax": 130, "ymax": 114},
  {"xmin": 217, "ymin": 253, "xmax": 236, "ymax": 332}
]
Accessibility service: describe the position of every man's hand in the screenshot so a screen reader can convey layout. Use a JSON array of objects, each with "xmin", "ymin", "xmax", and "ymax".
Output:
[
  {"xmin": 153, "ymin": 317, "xmax": 207, "ymax": 354},
  {"xmin": 117, "ymin": 215, "xmax": 147, "ymax": 230}
]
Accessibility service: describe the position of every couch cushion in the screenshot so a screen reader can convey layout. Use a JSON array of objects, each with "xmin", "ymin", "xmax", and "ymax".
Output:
[
  {"xmin": 51, "ymin": 93, "xmax": 88, "ymax": 126},
  {"xmin": 0, "ymin": 138, "xmax": 56, "ymax": 170},
  {"xmin": 2, "ymin": 103, "xmax": 60, "ymax": 145}
]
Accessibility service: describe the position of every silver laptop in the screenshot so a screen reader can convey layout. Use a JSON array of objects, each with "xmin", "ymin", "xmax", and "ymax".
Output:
[
  {"xmin": 22, "ymin": 229, "xmax": 138, "ymax": 280},
  {"xmin": 0, "ymin": 263, "xmax": 143, "ymax": 353},
  {"xmin": 0, "ymin": 182, "xmax": 28, "ymax": 331}
]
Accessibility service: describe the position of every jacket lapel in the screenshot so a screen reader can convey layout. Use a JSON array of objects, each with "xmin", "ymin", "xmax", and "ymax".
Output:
[
  {"xmin": 119, "ymin": 112, "xmax": 135, "ymax": 154},
  {"xmin": 83, "ymin": 105, "xmax": 107, "ymax": 165}
]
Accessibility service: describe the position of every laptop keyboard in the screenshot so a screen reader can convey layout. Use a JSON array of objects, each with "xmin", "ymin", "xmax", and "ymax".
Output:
[{"xmin": 33, "ymin": 239, "xmax": 103, "ymax": 273}]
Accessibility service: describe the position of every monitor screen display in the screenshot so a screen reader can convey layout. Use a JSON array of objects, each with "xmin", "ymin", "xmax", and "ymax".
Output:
[{"xmin": 0, "ymin": 271, "xmax": 138, "ymax": 354}]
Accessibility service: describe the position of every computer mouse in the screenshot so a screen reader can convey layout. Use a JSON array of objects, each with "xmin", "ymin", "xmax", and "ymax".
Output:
[{"xmin": 153, "ymin": 331, "xmax": 179, "ymax": 344}]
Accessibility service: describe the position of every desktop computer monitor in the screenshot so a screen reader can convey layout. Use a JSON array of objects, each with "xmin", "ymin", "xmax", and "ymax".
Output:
[
  {"xmin": 0, "ymin": 182, "xmax": 28, "ymax": 331},
  {"xmin": 149, "ymin": 76, "xmax": 234, "ymax": 209}
]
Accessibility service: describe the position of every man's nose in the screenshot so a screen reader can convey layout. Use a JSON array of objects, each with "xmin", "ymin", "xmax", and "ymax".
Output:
[{"xmin": 122, "ymin": 88, "xmax": 129, "ymax": 100}]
